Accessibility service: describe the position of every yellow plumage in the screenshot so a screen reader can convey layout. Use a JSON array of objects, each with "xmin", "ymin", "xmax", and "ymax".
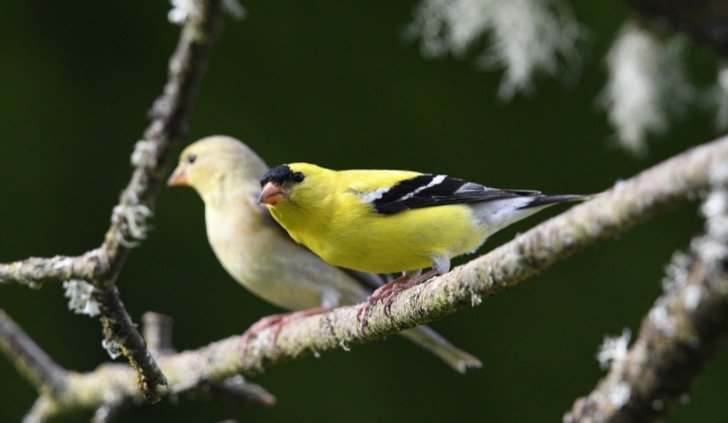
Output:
[
  {"xmin": 268, "ymin": 164, "xmax": 486, "ymax": 273},
  {"xmin": 261, "ymin": 163, "xmax": 582, "ymax": 276}
]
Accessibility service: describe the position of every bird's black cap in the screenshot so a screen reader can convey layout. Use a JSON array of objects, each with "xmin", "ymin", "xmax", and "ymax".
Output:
[{"xmin": 260, "ymin": 165, "xmax": 305, "ymax": 187}]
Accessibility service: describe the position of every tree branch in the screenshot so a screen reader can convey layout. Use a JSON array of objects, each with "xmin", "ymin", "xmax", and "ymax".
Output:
[
  {"xmin": 89, "ymin": 0, "xmax": 225, "ymax": 400},
  {"xmin": 0, "ymin": 0, "xmax": 225, "ymax": 402},
  {"xmin": 24, "ymin": 397, "xmax": 57, "ymax": 423},
  {"xmin": 12, "ymin": 135, "xmax": 727, "ymax": 419},
  {"xmin": 140, "ymin": 312, "xmax": 276, "ymax": 407},
  {"xmin": 565, "ymin": 160, "xmax": 728, "ymax": 422},
  {"xmin": 0, "ymin": 309, "xmax": 68, "ymax": 397},
  {"xmin": 0, "ymin": 251, "xmax": 107, "ymax": 288},
  {"xmin": 5, "ymin": 310, "xmax": 275, "ymax": 421},
  {"xmin": 196, "ymin": 376, "xmax": 277, "ymax": 407},
  {"xmin": 95, "ymin": 286, "xmax": 167, "ymax": 402},
  {"xmin": 142, "ymin": 312, "xmax": 175, "ymax": 357}
]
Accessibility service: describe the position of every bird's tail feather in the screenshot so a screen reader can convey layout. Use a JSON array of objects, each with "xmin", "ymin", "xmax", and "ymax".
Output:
[
  {"xmin": 522, "ymin": 194, "xmax": 586, "ymax": 209},
  {"xmin": 399, "ymin": 326, "xmax": 482, "ymax": 373}
]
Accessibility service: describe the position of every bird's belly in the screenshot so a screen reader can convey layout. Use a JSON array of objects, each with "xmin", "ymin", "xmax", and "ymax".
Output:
[
  {"xmin": 205, "ymin": 211, "xmax": 340, "ymax": 311},
  {"xmin": 312, "ymin": 205, "xmax": 486, "ymax": 274},
  {"xmin": 210, "ymin": 240, "xmax": 323, "ymax": 310}
]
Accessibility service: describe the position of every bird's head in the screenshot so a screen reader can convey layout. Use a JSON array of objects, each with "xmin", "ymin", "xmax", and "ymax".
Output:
[
  {"xmin": 168, "ymin": 136, "xmax": 268, "ymax": 198},
  {"xmin": 258, "ymin": 163, "xmax": 324, "ymax": 206}
]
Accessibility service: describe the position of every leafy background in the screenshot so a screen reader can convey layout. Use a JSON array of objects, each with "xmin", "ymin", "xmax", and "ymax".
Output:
[{"xmin": 1, "ymin": 1, "xmax": 725, "ymax": 421}]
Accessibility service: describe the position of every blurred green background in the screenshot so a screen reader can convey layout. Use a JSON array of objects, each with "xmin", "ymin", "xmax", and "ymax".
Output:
[{"xmin": 1, "ymin": 1, "xmax": 726, "ymax": 421}]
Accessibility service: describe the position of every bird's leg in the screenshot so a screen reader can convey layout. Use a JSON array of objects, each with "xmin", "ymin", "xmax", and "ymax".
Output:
[
  {"xmin": 381, "ymin": 270, "xmax": 439, "ymax": 315},
  {"xmin": 240, "ymin": 307, "xmax": 328, "ymax": 350},
  {"xmin": 356, "ymin": 269, "xmax": 439, "ymax": 329}
]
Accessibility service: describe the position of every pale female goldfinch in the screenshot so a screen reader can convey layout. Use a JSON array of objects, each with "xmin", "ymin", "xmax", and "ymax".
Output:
[
  {"xmin": 167, "ymin": 136, "xmax": 481, "ymax": 373},
  {"xmin": 258, "ymin": 163, "xmax": 584, "ymax": 321}
]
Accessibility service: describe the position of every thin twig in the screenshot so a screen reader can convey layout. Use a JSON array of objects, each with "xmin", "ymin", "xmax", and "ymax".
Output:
[
  {"xmin": 0, "ymin": 251, "xmax": 107, "ymax": 287},
  {"xmin": 142, "ymin": 312, "xmax": 175, "ymax": 356},
  {"xmin": 0, "ymin": 309, "xmax": 68, "ymax": 397},
  {"xmin": 91, "ymin": 397, "xmax": 131, "ymax": 423},
  {"xmin": 96, "ymin": 286, "xmax": 167, "ymax": 402},
  {"xmin": 196, "ymin": 376, "xmax": 277, "ymax": 407},
  {"xmin": 24, "ymin": 397, "xmax": 57, "ymax": 423}
]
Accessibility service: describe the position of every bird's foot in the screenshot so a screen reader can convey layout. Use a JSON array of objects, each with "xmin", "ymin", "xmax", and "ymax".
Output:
[
  {"xmin": 356, "ymin": 270, "xmax": 438, "ymax": 329},
  {"xmin": 240, "ymin": 307, "xmax": 327, "ymax": 351}
]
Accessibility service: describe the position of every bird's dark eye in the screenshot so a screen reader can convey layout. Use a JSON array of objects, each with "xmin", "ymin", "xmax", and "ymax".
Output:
[
  {"xmin": 186, "ymin": 153, "xmax": 197, "ymax": 164},
  {"xmin": 292, "ymin": 172, "xmax": 305, "ymax": 183}
]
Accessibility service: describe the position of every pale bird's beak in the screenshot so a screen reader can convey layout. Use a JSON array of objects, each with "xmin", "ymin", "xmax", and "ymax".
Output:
[
  {"xmin": 167, "ymin": 163, "xmax": 189, "ymax": 187},
  {"xmin": 258, "ymin": 182, "xmax": 285, "ymax": 205}
]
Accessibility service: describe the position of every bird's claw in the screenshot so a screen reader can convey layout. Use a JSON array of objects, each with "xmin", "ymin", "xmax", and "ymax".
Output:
[
  {"xmin": 239, "ymin": 314, "xmax": 287, "ymax": 353},
  {"xmin": 240, "ymin": 307, "xmax": 328, "ymax": 353},
  {"xmin": 356, "ymin": 303, "xmax": 372, "ymax": 329},
  {"xmin": 356, "ymin": 281, "xmax": 401, "ymax": 330},
  {"xmin": 356, "ymin": 271, "xmax": 437, "ymax": 330}
]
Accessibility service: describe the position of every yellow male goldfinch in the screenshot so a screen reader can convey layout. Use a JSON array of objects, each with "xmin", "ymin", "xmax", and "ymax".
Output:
[
  {"xmin": 258, "ymin": 162, "xmax": 584, "ymax": 323},
  {"xmin": 167, "ymin": 136, "xmax": 481, "ymax": 373}
]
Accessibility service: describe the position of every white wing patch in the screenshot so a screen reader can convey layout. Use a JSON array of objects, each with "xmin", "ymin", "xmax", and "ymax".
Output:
[
  {"xmin": 358, "ymin": 187, "xmax": 390, "ymax": 203},
  {"xmin": 356, "ymin": 174, "xmax": 448, "ymax": 205},
  {"xmin": 399, "ymin": 174, "xmax": 447, "ymax": 201}
]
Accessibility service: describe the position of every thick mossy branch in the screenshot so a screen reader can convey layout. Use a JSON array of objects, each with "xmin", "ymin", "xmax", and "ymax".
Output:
[
  {"xmin": 566, "ymin": 254, "xmax": 728, "ymax": 421},
  {"xmin": 15, "ymin": 136, "xmax": 728, "ymax": 419},
  {"xmin": 565, "ymin": 161, "xmax": 728, "ymax": 422}
]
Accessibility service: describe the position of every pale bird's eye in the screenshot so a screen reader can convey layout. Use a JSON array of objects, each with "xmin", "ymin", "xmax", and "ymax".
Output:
[{"xmin": 186, "ymin": 153, "xmax": 197, "ymax": 164}]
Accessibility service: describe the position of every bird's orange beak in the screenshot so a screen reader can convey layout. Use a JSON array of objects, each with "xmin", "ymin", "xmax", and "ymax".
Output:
[
  {"xmin": 167, "ymin": 163, "xmax": 189, "ymax": 187},
  {"xmin": 258, "ymin": 182, "xmax": 286, "ymax": 205}
]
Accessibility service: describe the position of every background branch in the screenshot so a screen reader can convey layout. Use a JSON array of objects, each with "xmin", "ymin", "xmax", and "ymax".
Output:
[
  {"xmin": 142, "ymin": 312, "xmax": 175, "ymax": 357},
  {"xmin": 0, "ymin": 309, "xmax": 68, "ymax": 397},
  {"xmin": 565, "ymin": 161, "xmax": 728, "ymax": 421}
]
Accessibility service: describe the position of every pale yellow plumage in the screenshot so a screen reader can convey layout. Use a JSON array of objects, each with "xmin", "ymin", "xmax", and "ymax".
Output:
[{"xmin": 167, "ymin": 136, "xmax": 482, "ymax": 373}]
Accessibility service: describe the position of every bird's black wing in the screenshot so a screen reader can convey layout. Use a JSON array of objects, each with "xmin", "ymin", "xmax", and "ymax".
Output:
[{"xmin": 369, "ymin": 174, "xmax": 542, "ymax": 215}]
